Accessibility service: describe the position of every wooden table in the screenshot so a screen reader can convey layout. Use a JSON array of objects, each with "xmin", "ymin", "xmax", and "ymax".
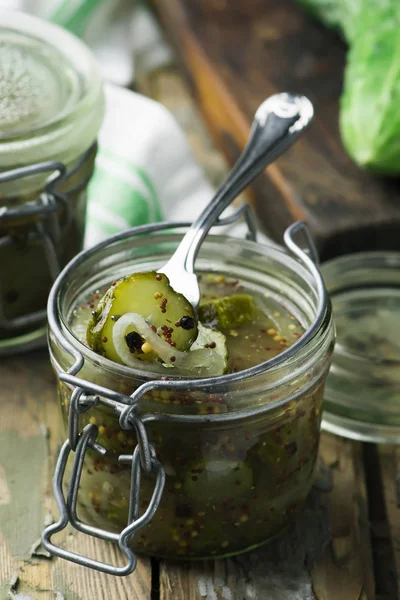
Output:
[{"xmin": 1, "ymin": 66, "xmax": 400, "ymax": 600}]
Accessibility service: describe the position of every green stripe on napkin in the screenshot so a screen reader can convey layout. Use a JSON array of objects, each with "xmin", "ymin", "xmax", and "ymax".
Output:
[{"xmin": 86, "ymin": 148, "xmax": 163, "ymax": 240}]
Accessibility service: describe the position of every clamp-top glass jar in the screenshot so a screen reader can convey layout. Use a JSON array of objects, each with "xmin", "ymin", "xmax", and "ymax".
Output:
[
  {"xmin": 0, "ymin": 11, "xmax": 104, "ymax": 355},
  {"xmin": 43, "ymin": 216, "xmax": 335, "ymax": 575}
]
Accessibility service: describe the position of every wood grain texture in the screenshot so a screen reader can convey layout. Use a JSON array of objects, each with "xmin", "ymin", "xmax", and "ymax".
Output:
[
  {"xmin": 377, "ymin": 445, "xmax": 400, "ymax": 600},
  {"xmin": 149, "ymin": 0, "xmax": 400, "ymax": 260},
  {"xmin": 312, "ymin": 434, "xmax": 375, "ymax": 600},
  {"xmin": 0, "ymin": 351, "xmax": 152, "ymax": 600}
]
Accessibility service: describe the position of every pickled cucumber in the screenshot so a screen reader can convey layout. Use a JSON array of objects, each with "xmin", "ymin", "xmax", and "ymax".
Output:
[
  {"xmin": 87, "ymin": 272, "xmax": 197, "ymax": 365},
  {"xmin": 255, "ymin": 434, "xmax": 298, "ymax": 471},
  {"xmin": 184, "ymin": 458, "xmax": 253, "ymax": 504},
  {"xmin": 198, "ymin": 295, "xmax": 256, "ymax": 330}
]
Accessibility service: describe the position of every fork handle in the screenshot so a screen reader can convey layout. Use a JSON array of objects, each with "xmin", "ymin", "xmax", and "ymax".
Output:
[{"xmin": 161, "ymin": 93, "xmax": 314, "ymax": 305}]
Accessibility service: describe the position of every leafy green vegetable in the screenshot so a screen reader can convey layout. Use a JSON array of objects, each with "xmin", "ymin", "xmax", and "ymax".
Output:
[
  {"xmin": 295, "ymin": 0, "xmax": 400, "ymax": 175},
  {"xmin": 340, "ymin": 3, "xmax": 400, "ymax": 173}
]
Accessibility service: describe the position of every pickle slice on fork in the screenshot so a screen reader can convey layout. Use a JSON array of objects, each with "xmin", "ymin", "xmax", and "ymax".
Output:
[{"xmin": 87, "ymin": 272, "xmax": 198, "ymax": 364}]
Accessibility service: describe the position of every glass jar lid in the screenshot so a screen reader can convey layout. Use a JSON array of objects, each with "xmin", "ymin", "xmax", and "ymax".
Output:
[
  {"xmin": 321, "ymin": 252, "xmax": 400, "ymax": 443},
  {"xmin": 0, "ymin": 11, "xmax": 104, "ymax": 169}
]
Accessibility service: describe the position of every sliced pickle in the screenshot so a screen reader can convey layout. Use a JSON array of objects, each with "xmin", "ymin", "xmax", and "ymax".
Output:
[
  {"xmin": 198, "ymin": 294, "xmax": 256, "ymax": 330},
  {"xmin": 87, "ymin": 272, "xmax": 197, "ymax": 364}
]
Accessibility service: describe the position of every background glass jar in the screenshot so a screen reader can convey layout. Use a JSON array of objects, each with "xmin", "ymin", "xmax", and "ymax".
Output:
[
  {"xmin": 0, "ymin": 11, "xmax": 104, "ymax": 354},
  {"xmin": 45, "ymin": 222, "xmax": 334, "ymax": 572},
  {"xmin": 321, "ymin": 252, "xmax": 400, "ymax": 443}
]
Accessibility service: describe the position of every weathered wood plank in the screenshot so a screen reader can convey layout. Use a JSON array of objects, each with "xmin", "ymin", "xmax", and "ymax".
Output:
[
  {"xmin": 312, "ymin": 434, "xmax": 375, "ymax": 600},
  {"xmin": 158, "ymin": 433, "xmax": 375, "ymax": 600},
  {"xmin": 0, "ymin": 352, "xmax": 56, "ymax": 600},
  {"xmin": 0, "ymin": 352, "xmax": 152, "ymax": 600},
  {"xmin": 377, "ymin": 445, "xmax": 400, "ymax": 599},
  {"xmin": 149, "ymin": 0, "xmax": 400, "ymax": 261}
]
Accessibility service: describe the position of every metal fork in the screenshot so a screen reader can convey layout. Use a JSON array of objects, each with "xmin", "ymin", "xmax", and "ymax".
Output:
[{"xmin": 158, "ymin": 92, "xmax": 314, "ymax": 308}]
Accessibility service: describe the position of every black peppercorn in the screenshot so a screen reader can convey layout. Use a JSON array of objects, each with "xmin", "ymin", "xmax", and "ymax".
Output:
[
  {"xmin": 125, "ymin": 331, "xmax": 144, "ymax": 353},
  {"xmin": 179, "ymin": 316, "xmax": 195, "ymax": 330}
]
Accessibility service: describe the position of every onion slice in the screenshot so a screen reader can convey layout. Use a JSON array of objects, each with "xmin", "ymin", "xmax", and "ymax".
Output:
[
  {"xmin": 113, "ymin": 313, "xmax": 226, "ymax": 376},
  {"xmin": 177, "ymin": 348, "xmax": 225, "ymax": 376},
  {"xmin": 112, "ymin": 312, "xmax": 179, "ymax": 365}
]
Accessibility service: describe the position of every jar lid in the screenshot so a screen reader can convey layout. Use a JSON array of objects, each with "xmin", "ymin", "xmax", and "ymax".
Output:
[
  {"xmin": 0, "ymin": 11, "xmax": 104, "ymax": 169},
  {"xmin": 321, "ymin": 252, "xmax": 400, "ymax": 443}
]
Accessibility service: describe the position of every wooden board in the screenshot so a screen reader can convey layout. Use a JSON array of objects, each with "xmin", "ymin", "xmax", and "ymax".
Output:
[
  {"xmin": 149, "ymin": 0, "xmax": 400, "ymax": 261},
  {"xmin": 377, "ymin": 445, "xmax": 400, "ymax": 600},
  {"xmin": 0, "ymin": 351, "xmax": 152, "ymax": 600}
]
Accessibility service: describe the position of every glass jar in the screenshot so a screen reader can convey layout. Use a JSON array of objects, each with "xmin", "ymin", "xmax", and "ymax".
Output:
[
  {"xmin": 0, "ymin": 11, "xmax": 104, "ymax": 355},
  {"xmin": 43, "ymin": 220, "xmax": 334, "ymax": 575},
  {"xmin": 321, "ymin": 252, "xmax": 400, "ymax": 443}
]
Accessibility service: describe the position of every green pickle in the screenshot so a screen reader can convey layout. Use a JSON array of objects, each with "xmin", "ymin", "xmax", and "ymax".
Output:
[
  {"xmin": 87, "ymin": 271, "xmax": 198, "ymax": 364},
  {"xmin": 198, "ymin": 294, "xmax": 256, "ymax": 329},
  {"xmin": 61, "ymin": 272, "xmax": 326, "ymax": 559}
]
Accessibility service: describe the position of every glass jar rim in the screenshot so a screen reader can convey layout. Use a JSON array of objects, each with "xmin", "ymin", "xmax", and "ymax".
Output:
[
  {"xmin": 0, "ymin": 11, "xmax": 104, "ymax": 168},
  {"xmin": 48, "ymin": 221, "xmax": 332, "ymax": 389}
]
